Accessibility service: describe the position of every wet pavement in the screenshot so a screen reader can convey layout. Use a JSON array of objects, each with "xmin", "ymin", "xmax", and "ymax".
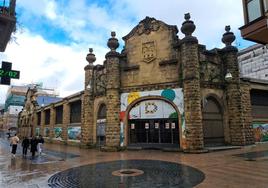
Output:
[
  {"xmin": 48, "ymin": 160, "xmax": 205, "ymax": 188},
  {"xmin": 1, "ymin": 137, "xmax": 268, "ymax": 188}
]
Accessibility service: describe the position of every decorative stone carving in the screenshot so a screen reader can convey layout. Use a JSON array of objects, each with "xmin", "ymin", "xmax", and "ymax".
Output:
[
  {"xmin": 123, "ymin": 17, "xmax": 178, "ymax": 41},
  {"xmin": 93, "ymin": 65, "xmax": 106, "ymax": 96},
  {"xmin": 142, "ymin": 41, "xmax": 156, "ymax": 63},
  {"xmin": 137, "ymin": 17, "xmax": 160, "ymax": 35},
  {"xmin": 200, "ymin": 61, "xmax": 222, "ymax": 82}
]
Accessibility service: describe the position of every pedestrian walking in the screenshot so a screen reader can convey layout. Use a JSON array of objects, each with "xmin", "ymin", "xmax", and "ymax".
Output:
[
  {"xmin": 21, "ymin": 136, "xmax": 30, "ymax": 157},
  {"xmin": 30, "ymin": 136, "xmax": 38, "ymax": 159},
  {"xmin": 37, "ymin": 135, "xmax": 44, "ymax": 155},
  {"xmin": 10, "ymin": 134, "xmax": 19, "ymax": 158}
]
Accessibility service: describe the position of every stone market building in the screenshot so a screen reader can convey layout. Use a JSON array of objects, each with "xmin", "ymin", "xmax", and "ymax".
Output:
[{"xmin": 19, "ymin": 14, "xmax": 266, "ymax": 152}]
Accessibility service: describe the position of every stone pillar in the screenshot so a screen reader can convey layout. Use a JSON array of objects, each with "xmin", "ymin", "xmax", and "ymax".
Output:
[
  {"xmin": 40, "ymin": 109, "xmax": 45, "ymax": 136},
  {"xmin": 180, "ymin": 13, "xmax": 204, "ymax": 151},
  {"xmin": 62, "ymin": 100, "xmax": 70, "ymax": 142},
  {"xmin": 32, "ymin": 111, "xmax": 37, "ymax": 137},
  {"xmin": 49, "ymin": 105, "xmax": 55, "ymax": 140},
  {"xmin": 103, "ymin": 32, "xmax": 121, "ymax": 151},
  {"xmin": 81, "ymin": 48, "xmax": 95, "ymax": 147},
  {"xmin": 222, "ymin": 26, "xmax": 254, "ymax": 145}
]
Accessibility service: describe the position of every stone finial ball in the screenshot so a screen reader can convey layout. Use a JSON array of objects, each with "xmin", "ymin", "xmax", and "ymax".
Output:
[
  {"xmin": 222, "ymin": 25, "xmax": 236, "ymax": 46},
  {"xmin": 181, "ymin": 13, "xmax": 196, "ymax": 36},
  {"xmin": 86, "ymin": 48, "xmax": 96, "ymax": 64},
  {"xmin": 107, "ymin": 31, "xmax": 119, "ymax": 51}
]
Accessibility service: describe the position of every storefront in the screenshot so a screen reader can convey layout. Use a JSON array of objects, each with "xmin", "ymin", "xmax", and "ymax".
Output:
[{"xmin": 120, "ymin": 89, "xmax": 184, "ymax": 148}]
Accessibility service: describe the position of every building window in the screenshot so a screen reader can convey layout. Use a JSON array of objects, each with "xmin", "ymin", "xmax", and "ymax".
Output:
[
  {"xmin": 45, "ymin": 109, "xmax": 50, "ymax": 125},
  {"xmin": 37, "ymin": 112, "xmax": 41, "ymax": 126},
  {"xmin": 247, "ymin": 0, "xmax": 263, "ymax": 22},
  {"xmin": 70, "ymin": 101, "xmax": 81, "ymax": 123},
  {"xmin": 55, "ymin": 105, "xmax": 63, "ymax": 124}
]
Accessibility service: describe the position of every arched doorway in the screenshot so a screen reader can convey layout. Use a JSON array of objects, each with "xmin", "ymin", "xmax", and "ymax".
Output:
[
  {"xmin": 128, "ymin": 99, "xmax": 179, "ymax": 148},
  {"xmin": 202, "ymin": 96, "xmax": 224, "ymax": 146},
  {"xmin": 96, "ymin": 104, "xmax": 106, "ymax": 146}
]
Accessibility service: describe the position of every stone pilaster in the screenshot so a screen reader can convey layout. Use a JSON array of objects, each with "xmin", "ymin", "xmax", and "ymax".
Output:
[
  {"xmin": 241, "ymin": 82, "xmax": 254, "ymax": 144},
  {"xmin": 40, "ymin": 110, "xmax": 45, "ymax": 136},
  {"xmin": 222, "ymin": 26, "xmax": 254, "ymax": 145},
  {"xmin": 81, "ymin": 48, "xmax": 95, "ymax": 147},
  {"xmin": 62, "ymin": 100, "xmax": 70, "ymax": 142},
  {"xmin": 31, "ymin": 112, "xmax": 37, "ymax": 137},
  {"xmin": 180, "ymin": 13, "xmax": 204, "ymax": 151},
  {"xmin": 104, "ymin": 32, "xmax": 121, "ymax": 150},
  {"xmin": 49, "ymin": 106, "xmax": 55, "ymax": 139}
]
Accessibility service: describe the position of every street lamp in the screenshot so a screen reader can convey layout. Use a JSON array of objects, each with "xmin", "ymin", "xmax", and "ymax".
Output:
[
  {"xmin": 225, "ymin": 70, "xmax": 233, "ymax": 81},
  {"xmin": 86, "ymin": 80, "xmax": 91, "ymax": 90}
]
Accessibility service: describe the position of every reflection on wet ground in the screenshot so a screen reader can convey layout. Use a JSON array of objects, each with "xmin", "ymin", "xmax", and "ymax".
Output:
[
  {"xmin": 0, "ymin": 138, "xmax": 80, "ymax": 163},
  {"xmin": 0, "ymin": 137, "xmax": 80, "ymax": 188},
  {"xmin": 233, "ymin": 150, "xmax": 268, "ymax": 161},
  {"xmin": 48, "ymin": 160, "xmax": 205, "ymax": 188}
]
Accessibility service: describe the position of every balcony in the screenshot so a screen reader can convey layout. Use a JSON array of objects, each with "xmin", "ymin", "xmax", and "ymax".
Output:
[
  {"xmin": 0, "ymin": 0, "xmax": 16, "ymax": 52},
  {"xmin": 240, "ymin": 0, "xmax": 268, "ymax": 44}
]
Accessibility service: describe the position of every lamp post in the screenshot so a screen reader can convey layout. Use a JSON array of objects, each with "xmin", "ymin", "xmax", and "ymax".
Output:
[{"xmin": 225, "ymin": 70, "xmax": 233, "ymax": 82}]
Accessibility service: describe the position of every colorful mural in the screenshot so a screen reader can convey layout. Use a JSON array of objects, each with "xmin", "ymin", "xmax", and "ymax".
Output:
[
  {"xmin": 68, "ymin": 127, "xmax": 81, "ymax": 140},
  {"xmin": 120, "ymin": 88, "xmax": 185, "ymax": 146},
  {"xmin": 129, "ymin": 100, "xmax": 177, "ymax": 119},
  {"xmin": 44, "ymin": 127, "xmax": 50, "ymax": 137},
  {"xmin": 253, "ymin": 123, "xmax": 268, "ymax": 142},
  {"xmin": 54, "ymin": 127, "xmax": 62, "ymax": 139}
]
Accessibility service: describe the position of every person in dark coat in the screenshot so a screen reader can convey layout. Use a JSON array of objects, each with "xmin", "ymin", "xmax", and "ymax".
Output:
[
  {"xmin": 21, "ymin": 137, "xmax": 30, "ymax": 157},
  {"xmin": 30, "ymin": 136, "xmax": 38, "ymax": 159}
]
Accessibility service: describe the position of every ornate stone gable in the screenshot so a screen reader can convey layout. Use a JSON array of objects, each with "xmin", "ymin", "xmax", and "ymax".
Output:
[
  {"xmin": 120, "ymin": 17, "xmax": 180, "ymax": 87},
  {"xmin": 122, "ymin": 16, "xmax": 178, "ymax": 41}
]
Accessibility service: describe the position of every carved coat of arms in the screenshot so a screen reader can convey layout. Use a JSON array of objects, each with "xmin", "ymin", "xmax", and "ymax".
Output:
[{"xmin": 142, "ymin": 41, "xmax": 156, "ymax": 63}]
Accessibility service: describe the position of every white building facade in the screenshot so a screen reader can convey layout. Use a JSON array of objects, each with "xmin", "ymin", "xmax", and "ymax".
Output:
[{"xmin": 238, "ymin": 44, "xmax": 268, "ymax": 80}]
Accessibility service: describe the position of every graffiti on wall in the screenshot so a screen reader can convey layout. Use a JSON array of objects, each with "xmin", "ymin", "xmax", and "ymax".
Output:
[
  {"xmin": 120, "ymin": 88, "xmax": 184, "ymax": 146},
  {"xmin": 129, "ymin": 100, "xmax": 177, "ymax": 119},
  {"xmin": 253, "ymin": 123, "xmax": 268, "ymax": 142},
  {"xmin": 54, "ymin": 127, "xmax": 62, "ymax": 139},
  {"xmin": 35, "ymin": 128, "xmax": 40, "ymax": 136},
  {"xmin": 44, "ymin": 127, "xmax": 50, "ymax": 137},
  {"xmin": 68, "ymin": 127, "xmax": 81, "ymax": 140}
]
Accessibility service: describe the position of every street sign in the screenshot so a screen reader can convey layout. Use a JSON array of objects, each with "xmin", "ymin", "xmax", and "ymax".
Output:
[{"xmin": 0, "ymin": 61, "xmax": 20, "ymax": 85}]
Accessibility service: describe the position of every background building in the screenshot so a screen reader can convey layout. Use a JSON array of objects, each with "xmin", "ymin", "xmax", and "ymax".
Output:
[
  {"xmin": 238, "ymin": 44, "xmax": 268, "ymax": 79},
  {"xmin": 1, "ymin": 84, "xmax": 61, "ymax": 135}
]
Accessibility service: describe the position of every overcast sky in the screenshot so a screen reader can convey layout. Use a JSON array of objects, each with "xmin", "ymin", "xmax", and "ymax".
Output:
[{"xmin": 0, "ymin": 0, "xmax": 255, "ymax": 104}]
